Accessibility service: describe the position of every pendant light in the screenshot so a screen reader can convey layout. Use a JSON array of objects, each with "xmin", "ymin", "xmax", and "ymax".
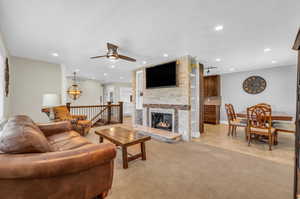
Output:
[{"xmin": 67, "ymin": 72, "xmax": 82, "ymax": 100}]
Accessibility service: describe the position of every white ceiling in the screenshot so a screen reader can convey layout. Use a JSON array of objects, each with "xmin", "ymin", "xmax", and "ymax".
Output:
[{"xmin": 0, "ymin": 0, "xmax": 299, "ymax": 82}]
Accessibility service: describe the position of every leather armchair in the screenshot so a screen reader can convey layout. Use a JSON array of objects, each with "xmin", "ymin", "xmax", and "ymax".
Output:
[
  {"xmin": 0, "ymin": 118, "xmax": 116, "ymax": 199},
  {"xmin": 52, "ymin": 105, "xmax": 92, "ymax": 136}
]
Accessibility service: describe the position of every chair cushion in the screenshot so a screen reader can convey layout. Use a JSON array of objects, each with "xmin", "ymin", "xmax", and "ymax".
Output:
[
  {"xmin": 250, "ymin": 127, "xmax": 276, "ymax": 134},
  {"xmin": 48, "ymin": 130, "xmax": 92, "ymax": 151},
  {"xmin": 230, "ymin": 119, "xmax": 247, "ymax": 126},
  {"xmin": 77, "ymin": 120, "xmax": 92, "ymax": 127},
  {"xmin": 53, "ymin": 106, "xmax": 72, "ymax": 120},
  {"xmin": 0, "ymin": 115, "xmax": 53, "ymax": 154}
]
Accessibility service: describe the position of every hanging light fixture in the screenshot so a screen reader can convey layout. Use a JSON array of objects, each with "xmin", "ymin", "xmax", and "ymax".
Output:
[{"xmin": 67, "ymin": 72, "xmax": 82, "ymax": 100}]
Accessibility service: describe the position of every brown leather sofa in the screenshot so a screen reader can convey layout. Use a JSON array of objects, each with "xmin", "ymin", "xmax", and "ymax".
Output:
[{"xmin": 0, "ymin": 115, "xmax": 116, "ymax": 199}]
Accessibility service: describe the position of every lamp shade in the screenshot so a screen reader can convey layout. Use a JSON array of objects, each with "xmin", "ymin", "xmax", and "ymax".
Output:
[{"xmin": 42, "ymin": 94, "xmax": 60, "ymax": 107}]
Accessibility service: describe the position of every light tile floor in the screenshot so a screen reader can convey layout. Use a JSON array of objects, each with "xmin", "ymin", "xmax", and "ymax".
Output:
[{"xmin": 195, "ymin": 123, "xmax": 294, "ymax": 165}]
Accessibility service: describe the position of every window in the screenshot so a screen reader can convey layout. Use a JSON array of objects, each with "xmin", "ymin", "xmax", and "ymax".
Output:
[{"xmin": 135, "ymin": 70, "xmax": 143, "ymax": 109}]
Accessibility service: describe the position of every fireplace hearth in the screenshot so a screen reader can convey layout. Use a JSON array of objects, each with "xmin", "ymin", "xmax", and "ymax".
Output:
[{"xmin": 151, "ymin": 112, "xmax": 172, "ymax": 131}]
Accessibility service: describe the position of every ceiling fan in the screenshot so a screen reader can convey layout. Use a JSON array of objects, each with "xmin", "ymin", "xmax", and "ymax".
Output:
[
  {"xmin": 205, "ymin": 66, "xmax": 217, "ymax": 74},
  {"xmin": 90, "ymin": 42, "xmax": 136, "ymax": 62}
]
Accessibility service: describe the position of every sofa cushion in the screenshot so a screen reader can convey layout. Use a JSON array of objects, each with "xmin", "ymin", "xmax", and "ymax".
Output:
[
  {"xmin": 48, "ymin": 130, "xmax": 92, "ymax": 151},
  {"xmin": 0, "ymin": 115, "xmax": 53, "ymax": 154},
  {"xmin": 47, "ymin": 131, "xmax": 81, "ymax": 143}
]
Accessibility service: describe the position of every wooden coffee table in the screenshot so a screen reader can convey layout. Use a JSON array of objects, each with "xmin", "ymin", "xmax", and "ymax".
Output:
[{"xmin": 95, "ymin": 127, "xmax": 151, "ymax": 169}]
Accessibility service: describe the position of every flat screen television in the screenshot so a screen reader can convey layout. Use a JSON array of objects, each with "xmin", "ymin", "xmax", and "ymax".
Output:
[{"xmin": 146, "ymin": 61, "xmax": 177, "ymax": 88}]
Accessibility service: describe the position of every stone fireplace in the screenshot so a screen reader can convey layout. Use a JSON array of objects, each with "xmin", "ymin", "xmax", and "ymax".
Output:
[
  {"xmin": 145, "ymin": 105, "xmax": 187, "ymax": 136},
  {"xmin": 132, "ymin": 55, "xmax": 201, "ymax": 141}
]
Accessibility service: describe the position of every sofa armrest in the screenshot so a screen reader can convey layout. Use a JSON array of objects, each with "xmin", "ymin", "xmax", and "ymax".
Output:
[
  {"xmin": 37, "ymin": 121, "xmax": 73, "ymax": 137},
  {"xmin": 0, "ymin": 143, "xmax": 116, "ymax": 179}
]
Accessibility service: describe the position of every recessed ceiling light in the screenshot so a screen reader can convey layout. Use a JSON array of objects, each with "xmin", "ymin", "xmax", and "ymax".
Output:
[
  {"xmin": 111, "ymin": 65, "xmax": 115, "ymax": 68},
  {"xmin": 229, "ymin": 67, "xmax": 235, "ymax": 71},
  {"xmin": 103, "ymin": 73, "xmax": 107, "ymax": 76},
  {"xmin": 264, "ymin": 48, "xmax": 271, "ymax": 52},
  {"xmin": 215, "ymin": 58, "xmax": 221, "ymax": 62},
  {"xmin": 120, "ymin": 76, "xmax": 124, "ymax": 79},
  {"xmin": 142, "ymin": 61, "xmax": 147, "ymax": 64},
  {"xmin": 163, "ymin": 53, "xmax": 168, "ymax": 57},
  {"xmin": 271, "ymin": 60, "xmax": 277, "ymax": 64},
  {"xmin": 52, "ymin": 52, "xmax": 59, "ymax": 57},
  {"xmin": 214, "ymin": 25, "xmax": 223, "ymax": 31},
  {"xmin": 75, "ymin": 69, "xmax": 80, "ymax": 72}
]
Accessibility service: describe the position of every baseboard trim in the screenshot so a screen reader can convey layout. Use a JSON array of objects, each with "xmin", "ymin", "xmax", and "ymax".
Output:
[
  {"xmin": 220, "ymin": 120, "xmax": 228, "ymax": 125},
  {"xmin": 191, "ymin": 132, "xmax": 201, "ymax": 138}
]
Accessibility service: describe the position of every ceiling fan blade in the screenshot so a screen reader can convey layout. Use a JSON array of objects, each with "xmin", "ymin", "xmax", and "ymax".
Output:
[
  {"xmin": 118, "ymin": 54, "xmax": 136, "ymax": 62},
  {"xmin": 205, "ymin": 66, "xmax": 217, "ymax": 69},
  {"xmin": 107, "ymin": 42, "xmax": 118, "ymax": 50},
  {"xmin": 90, "ymin": 55, "xmax": 107, "ymax": 59}
]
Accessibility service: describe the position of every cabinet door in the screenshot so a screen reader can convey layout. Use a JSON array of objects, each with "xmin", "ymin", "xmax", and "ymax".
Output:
[
  {"xmin": 210, "ymin": 75, "xmax": 220, "ymax": 96},
  {"xmin": 204, "ymin": 75, "xmax": 220, "ymax": 97},
  {"xmin": 203, "ymin": 78, "xmax": 208, "ymax": 97}
]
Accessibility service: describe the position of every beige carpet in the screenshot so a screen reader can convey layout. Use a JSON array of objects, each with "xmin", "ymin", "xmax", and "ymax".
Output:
[{"xmin": 87, "ymin": 129, "xmax": 293, "ymax": 199}]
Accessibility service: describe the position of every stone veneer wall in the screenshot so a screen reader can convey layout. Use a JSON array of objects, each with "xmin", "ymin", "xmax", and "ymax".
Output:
[
  {"xmin": 142, "ymin": 56, "xmax": 190, "ymax": 105},
  {"xmin": 132, "ymin": 56, "xmax": 191, "ymax": 105},
  {"xmin": 132, "ymin": 55, "xmax": 194, "ymax": 141}
]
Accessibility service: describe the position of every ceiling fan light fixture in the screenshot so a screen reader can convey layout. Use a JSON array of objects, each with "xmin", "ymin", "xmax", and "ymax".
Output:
[
  {"xmin": 90, "ymin": 42, "xmax": 136, "ymax": 62},
  {"xmin": 108, "ymin": 55, "xmax": 117, "ymax": 60}
]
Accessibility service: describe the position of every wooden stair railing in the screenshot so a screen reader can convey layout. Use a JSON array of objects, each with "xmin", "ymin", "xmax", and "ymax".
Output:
[
  {"xmin": 66, "ymin": 101, "xmax": 123, "ymax": 126},
  {"xmin": 90, "ymin": 106, "xmax": 108, "ymax": 126}
]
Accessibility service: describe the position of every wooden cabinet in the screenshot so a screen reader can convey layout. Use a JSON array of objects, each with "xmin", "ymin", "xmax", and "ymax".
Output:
[
  {"xmin": 204, "ymin": 105, "xmax": 220, "ymax": 124},
  {"xmin": 204, "ymin": 75, "xmax": 221, "ymax": 125},
  {"xmin": 204, "ymin": 75, "xmax": 220, "ymax": 97}
]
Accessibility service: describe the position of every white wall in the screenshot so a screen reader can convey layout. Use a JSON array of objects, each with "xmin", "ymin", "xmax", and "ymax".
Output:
[
  {"xmin": 10, "ymin": 57, "xmax": 61, "ymax": 122},
  {"xmin": 61, "ymin": 64, "xmax": 67, "ymax": 104},
  {"xmin": 220, "ymin": 65, "xmax": 297, "ymax": 122},
  {"xmin": 67, "ymin": 78, "xmax": 103, "ymax": 105},
  {"xmin": 103, "ymin": 82, "xmax": 133, "ymax": 116}
]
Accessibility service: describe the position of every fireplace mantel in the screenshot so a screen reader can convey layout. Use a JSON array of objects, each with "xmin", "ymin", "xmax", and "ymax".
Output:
[{"xmin": 143, "ymin": 104, "xmax": 190, "ymax": 110}]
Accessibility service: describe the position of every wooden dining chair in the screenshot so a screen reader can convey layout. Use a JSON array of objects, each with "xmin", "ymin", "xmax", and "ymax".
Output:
[
  {"xmin": 257, "ymin": 103, "xmax": 271, "ymax": 109},
  {"xmin": 247, "ymin": 105, "xmax": 276, "ymax": 150},
  {"xmin": 256, "ymin": 103, "xmax": 289, "ymax": 145},
  {"xmin": 225, "ymin": 104, "xmax": 247, "ymax": 137}
]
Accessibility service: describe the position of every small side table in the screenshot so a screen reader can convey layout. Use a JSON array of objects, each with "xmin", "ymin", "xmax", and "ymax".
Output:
[{"xmin": 95, "ymin": 127, "xmax": 151, "ymax": 169}]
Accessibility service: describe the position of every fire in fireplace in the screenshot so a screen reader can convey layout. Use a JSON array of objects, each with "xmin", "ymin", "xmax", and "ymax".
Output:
[{"xmin": 151, "ymin": 112, "xmax": 172, "ymax": 131}]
